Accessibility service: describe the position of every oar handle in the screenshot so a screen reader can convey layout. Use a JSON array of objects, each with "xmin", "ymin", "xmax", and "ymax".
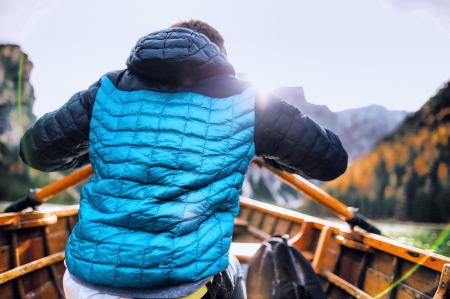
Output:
[
  {"xmin": 255, "ymin": 160, "xmax": 381, "ymax": 234},
  {"xmin": 4, "ymin": 165, "xmax": 93, "ymax": 213},
  {"xmin": 347, "ymin": 211, "xmax": 381, "ymax": 235}
]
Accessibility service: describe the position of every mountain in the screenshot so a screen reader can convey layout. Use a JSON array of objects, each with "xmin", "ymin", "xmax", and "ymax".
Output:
[
  {"xmin": 243, "ymin": 86, "xmax": 408, "ymax": 206},
  {"xmin": 0, "ymin": 45, "xmax": 35, "ymax": 201},
  {"xmin": 0, "ymin": 45, "xmax": 77, "ymax": 204},
  {"xmin": 324, "ymin": 81, "xmax": 450, "ymax": 222},
  {"xmin": 272, "ymin": 87, "xmax": 409, "ymax": 162}
]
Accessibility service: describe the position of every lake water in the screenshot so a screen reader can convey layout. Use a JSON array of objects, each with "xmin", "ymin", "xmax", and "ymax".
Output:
[{"xmin": 376, "ymin": 221, "xmax": 450, "ymax": 257}]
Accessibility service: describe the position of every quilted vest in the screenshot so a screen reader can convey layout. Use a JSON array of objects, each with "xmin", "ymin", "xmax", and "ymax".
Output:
[{"xmin": 65, "ymin": 76, "xmax": 255, "ymax": 288}]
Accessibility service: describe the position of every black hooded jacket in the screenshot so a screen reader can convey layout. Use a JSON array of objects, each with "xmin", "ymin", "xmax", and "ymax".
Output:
[{"xmin": 20, "ymin": 28, "xmax": 348, "ymax": 181}]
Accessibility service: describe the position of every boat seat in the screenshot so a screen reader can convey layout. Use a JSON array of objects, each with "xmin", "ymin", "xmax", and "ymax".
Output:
[
  {"xmin": 234, "ymin": 218, "xmax": 248, "ymax": 227},
  {"xmin": 230, "ymin": 242, "xmax": 315, "ymax": 263},
  {"xmin": 230, "ymin": 242, "xmax": 260, "ymax": 263}
]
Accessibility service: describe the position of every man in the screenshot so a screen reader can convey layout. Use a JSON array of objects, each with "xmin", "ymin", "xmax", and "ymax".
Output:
[{"xmin": 20, "ymin": 20, "xmax": 348, "ymax": 299}]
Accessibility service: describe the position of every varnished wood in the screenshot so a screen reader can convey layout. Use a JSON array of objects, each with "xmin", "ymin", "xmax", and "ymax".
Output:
[
  {"xmin": 240, "ymin": 197, "xmax": 449, "ymax": 273},
  {"xmin": 322, "ymin": 270, "xmax": 372, "ymax": 299},
  {"xmin": 236, "ymin": 198, "xmax": 450, "ymax": 299},
  {"xmin": 289, "ymin": 221, "xmax": 314, "ymax": 250},
  {"xmin": 0, "ymin": 214, "xmax": 21, "ymax": 227},
  {"xmin": 11, "ymin": 232, "xmax": 25, "ymax": 299},
  {"xmin": 335, "ymin": 235, "xmax": 373, "ymax": 253},
  {"xmin": 362, "ymin": 233, "xmax": 447, "ymax": 272},
  {"xmin": 0, "ymin": 252, "xmax": 64, "ymax": 285},
  {"xmin": 433, "ymin": 264, "xmax": 450, "ymax": 299},
  {"xmin": 3, "ymin": 214, "xmax": 57, "ymax": 230},
  {"xmin": 255, "ymin": 160, "xmax": 354, "ymax": 220},
  {"xmin": 312, "ymin": 226, "xmax": 333, "ymax": 272},
  {"xmin": 51, "ymin": 206, "xmax": 79, "ymax": 218},
  {"xmin": 0, "ymin": 195, "xmax": 448, "ymax": 299}
]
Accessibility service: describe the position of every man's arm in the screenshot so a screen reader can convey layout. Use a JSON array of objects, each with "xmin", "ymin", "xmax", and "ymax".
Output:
[
  {"xmin": 20, "ymin": 81, "xmax": 99, "ymax": 171},
  {"xmin": 254, "ymin": 94, "xmax": 348, "ymax": 181}
]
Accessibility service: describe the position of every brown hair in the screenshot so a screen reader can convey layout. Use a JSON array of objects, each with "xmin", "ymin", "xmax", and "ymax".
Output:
[{"xmin": 170, "ymin": 20, "xmax": 226, "ymax": 54}]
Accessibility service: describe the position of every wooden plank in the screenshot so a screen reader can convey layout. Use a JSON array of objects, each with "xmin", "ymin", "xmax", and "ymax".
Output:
[
  {"xmin": 335, "ymin": 248, "xmax": 366, "ymax": 285},
  {"xmin": 43, "ymin": 226, "xmax": 64, "ymax": 297},
  {"xmin": 50, "ymin": 206, "xmax": 78, "ymax": 218},
  {"xmin": 322, "ymin": 270, "xmax": 372, "ymax": 299},
  {"xmin": 399, "ymin": 260, "xmax": 440, "ymax": 296},
  {"xmin": 3, "ymin": 213, "xmax": 57, "ymax": 231},
  {"xmin": 272, "ymin": 218, "xmax": 291, "ymax": 236},
  {"xmin": 248, "ymin": 211, "xmax": 264, "ymax": 228},
  {"xmin": 290, "ymin": 221, "xmax": 314, "ymax": 251},
  {"xmin": 240, "ymin": 197, "xmax": 450, "ymax": 272},
  {"xmin": 335, "ymin": 235, "xmax": 372, "ymax": 253},
  {"xmin": 288, "ymin": 222, "xmax": 302, "ymax": 237},
  {"xmin": 247, "ymin": 225, "xmax": 270, "ymax": 241},
  {"xmin": 11, "ymin": 232, "xmax": 25, "ymax": 299},
  {"xmin": 0, "ymin": 245, "xmax": 12, "ymax": 273},
  {"xmin": 362, "ymin": 234, "xmax": 448, "ymax": 272},
  {"xmin": 396, "ymin": 283, "xmax": 432, "ymax": 299},
  {"xmin": 312, "ymin": 226, "xmax": 333, "ymax": 272},
  {"xmin": 363, "ymin": 267, "xmax": 393, "ymax": 299},
  {"xmin": 0, "ymin": 281, "xmax": 15, "ymax": 299},
  {"xmin": 434, "ymin": 264, "xmax": 450, "ymax": 299},
  {"xmin": 0, "ymin": 252, "xmax": 64, "ymax": 284},
  {"xmin": 261, "ymin": 215, "xmax": 277, "ymax": 234},
  {"xmin": 0, "ymin": 214, "xmax": 20, "ymax": 227},
  {"xmin": 238, "ymin": 207, "xmax": 251, "ymax": 221}
]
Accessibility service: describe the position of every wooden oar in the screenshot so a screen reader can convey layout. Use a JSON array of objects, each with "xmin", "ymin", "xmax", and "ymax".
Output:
[
  {"xmin": 5, "ymin": 160, "xmax": 381, "ymax": 234},
  {"xmin": 254, "ymin": 160, "xmax": 381, "ymax": 234},
  {"xmin": 4, "ymin": 165, "xmax": 93, "ymax": 213}
]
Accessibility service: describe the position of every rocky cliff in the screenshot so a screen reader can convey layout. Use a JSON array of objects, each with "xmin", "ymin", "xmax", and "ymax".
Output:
[
  {"xmin": 243, "ymin": 86, "xmax": 408, "ymax": 207},
  {"xmin": 0, "ymin": 45, "xmax": 78, "ymax": 204},
  {"xmin": 0, "ymin": 44, "xmax": 35, "ymax": 201},
  {"xmin": 324, "ymin": 81, "xmax": 450, "ymax": 222}
]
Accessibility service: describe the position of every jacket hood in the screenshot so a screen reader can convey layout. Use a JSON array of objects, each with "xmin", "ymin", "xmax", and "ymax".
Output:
[{"xmin": 126, "ymin": 28, "xmax": 235, "ymax": 86}]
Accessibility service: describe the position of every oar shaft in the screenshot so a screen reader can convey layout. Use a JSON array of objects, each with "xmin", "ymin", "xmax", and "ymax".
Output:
[
  {"xmin": 4, "ymin": 164, "xmax": 93, "ymax": 213},
  {"xmin": 34, "ymin": 165, "xmax": 93, "ymax": 203},
  {"xmin": 257, "ymin": 161, "xmax": 381, "ymax": 234},
  {"xmin": 261, "ymin": 162, "xmax": 353, "ymax": 220}
]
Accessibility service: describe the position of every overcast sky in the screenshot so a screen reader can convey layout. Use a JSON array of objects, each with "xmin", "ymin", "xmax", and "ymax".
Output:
[{"xmin": 1, "ymin": 0, "xmax": 450, "ymax": 116}]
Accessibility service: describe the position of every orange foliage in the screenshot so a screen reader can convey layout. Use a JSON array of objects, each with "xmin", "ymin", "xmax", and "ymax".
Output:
[
  {"xmin": 438, "ymin": 126, "xmax": 448, "ymax": 146},
  {"xmin": 384, "ymin": 185, "xmax": 394, "ymax": 198},
  {"xmin": 414, "ymin": 156, "xmax": 428, "ymax": 176},
  {"xmin": 437, "ymin": 163, "xmax": 448, "ymax": 179}
]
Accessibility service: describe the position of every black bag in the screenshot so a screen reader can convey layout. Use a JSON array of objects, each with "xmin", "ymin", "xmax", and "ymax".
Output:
[{"xmin": 246, "ymin": 236, "xmax": 326, "ymax": 299}]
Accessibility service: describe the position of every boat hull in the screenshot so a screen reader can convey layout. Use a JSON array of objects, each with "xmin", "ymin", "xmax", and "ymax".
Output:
[
  {"xmin": 0, "ymin": 207, "xmax": 78, "ymax": 299},
  {"xmin": 0, "ymin": 200, "xmax": 449, "ymax": 299}
]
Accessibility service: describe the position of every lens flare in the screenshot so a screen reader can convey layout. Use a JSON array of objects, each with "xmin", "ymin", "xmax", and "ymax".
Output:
[
  {"xmin": 374, "ymin": 222, "xmax": 450, "ymax": 298},
  {"xmin": 16, "ymin": 52, "xmax": 24, "ymax": 135}
]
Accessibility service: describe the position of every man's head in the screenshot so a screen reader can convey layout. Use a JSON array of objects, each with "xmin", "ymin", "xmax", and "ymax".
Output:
[{"xmin": 170, "ymin": 20, "xmax": 226, "ymax": 55}]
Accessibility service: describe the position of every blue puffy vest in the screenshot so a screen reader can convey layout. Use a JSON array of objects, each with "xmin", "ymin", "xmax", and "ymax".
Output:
[{"xmin": 65, "ymin": 76, "xmax": 255, "ymax": 288}]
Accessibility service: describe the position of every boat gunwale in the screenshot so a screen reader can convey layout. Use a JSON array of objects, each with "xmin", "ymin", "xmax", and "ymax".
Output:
[
  {"xmin": 240, "ymin": 196, "xmax": 450, "ymax": 272},
  {"xmin": 1, "ymin": 199, "xmax": 448, "ymax": 273}
]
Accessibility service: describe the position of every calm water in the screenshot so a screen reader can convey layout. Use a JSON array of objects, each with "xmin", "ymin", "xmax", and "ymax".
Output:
[{"xmin": 376, "ymin": 222, "xmax": 450, "ymax": 257}]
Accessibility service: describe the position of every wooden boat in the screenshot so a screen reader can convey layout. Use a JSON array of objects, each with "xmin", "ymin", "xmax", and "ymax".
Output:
[
  {"xmin": 0, "ymin": 207, "xmax": 78, "ymax": 299},
  {"xmin": 0, "ymin": 163, "xmax": 449, "ymax": 299},
  {"xmin": 0, "ymin": 199, "xmax": 449, "ymax": 299}
]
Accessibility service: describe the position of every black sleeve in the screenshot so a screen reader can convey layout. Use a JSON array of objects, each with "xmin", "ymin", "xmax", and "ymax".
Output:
[
  {"xmin": 19, "ymin": 81, "xmax": 99, "ymax": 172},
  {"xmin": 254, "ymin": 94, "xmax": 348, "ymax": 181}
]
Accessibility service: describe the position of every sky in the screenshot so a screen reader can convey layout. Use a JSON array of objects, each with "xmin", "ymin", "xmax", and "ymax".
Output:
[{"xmin": 1, "ymin": 0, "xmax": 450, "ymax": 116}]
